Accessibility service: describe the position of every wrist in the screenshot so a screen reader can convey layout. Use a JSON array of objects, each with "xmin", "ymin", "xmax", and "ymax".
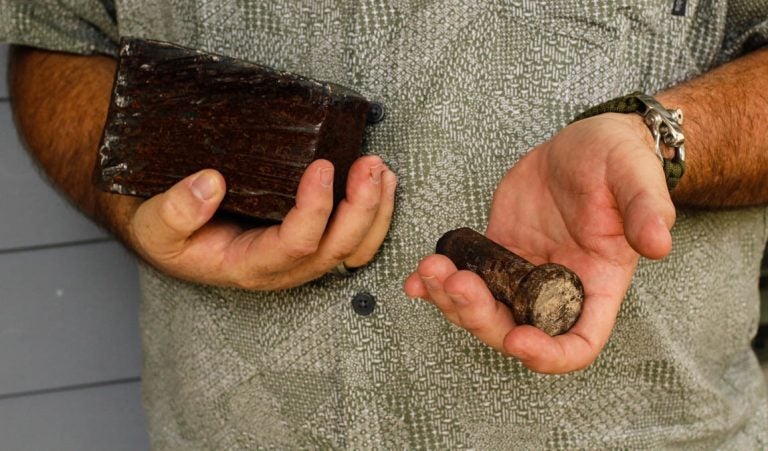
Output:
[
  {"xmin": 94, "ymin": 191, "xmax": 142, "ymax": 248},
  {"xmin": 571, "ymin": 92, "xmax": 686, "ymax": 191},
  {"xmin": 622, "ymin": 112, "xmax": 659, "ymax": 157}
]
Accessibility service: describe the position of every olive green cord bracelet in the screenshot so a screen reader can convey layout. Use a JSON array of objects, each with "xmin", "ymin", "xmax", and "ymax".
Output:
[{"xmin": 571, "ymin": 92, "xmax": 686, "ymax": 191}]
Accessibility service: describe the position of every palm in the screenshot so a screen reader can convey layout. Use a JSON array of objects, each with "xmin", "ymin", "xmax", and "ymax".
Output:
[
  {"xmin": 405, "ymin": 114, "xmax": 675, "ymax": 373},
  {"xmin": 487, "ymin": 124, "xmax": 644, "ymax": 315}
]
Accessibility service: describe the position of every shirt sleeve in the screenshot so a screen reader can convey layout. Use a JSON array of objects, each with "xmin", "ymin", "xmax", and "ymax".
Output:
[
  {"xmin": 718, "ymin": 0, "xmax": 768, "ymax": 62},
  {"xmin": 0, "ymin": 0, "xmax": 118, "ymax": 56}
]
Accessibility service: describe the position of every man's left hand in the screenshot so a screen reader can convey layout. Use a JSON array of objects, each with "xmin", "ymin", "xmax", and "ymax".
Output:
[{"xmin": 404, "ymin": 113, "xmax": 676, "ymax": 374}]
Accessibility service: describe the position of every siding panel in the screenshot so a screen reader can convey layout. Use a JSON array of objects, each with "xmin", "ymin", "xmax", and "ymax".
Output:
[
  {"xmin": 0, "ymin": 381, "xmax": 148, "ymax": 451},
  {"xmin": 0, "ymin": 102, "xmax": 107, "ymax": 251},
  {"xmin": 1, "ymin": 44, "xmax": 7, "ymax": 99},
  {"xmin": 0, "ymin": 241, "xmax": 142, "ymax": 396}
]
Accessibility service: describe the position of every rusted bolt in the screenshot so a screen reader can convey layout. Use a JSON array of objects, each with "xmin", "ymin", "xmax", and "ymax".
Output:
[{"xmin": 436, "ymin": 228, "xmax": 583, "ymax": 336}]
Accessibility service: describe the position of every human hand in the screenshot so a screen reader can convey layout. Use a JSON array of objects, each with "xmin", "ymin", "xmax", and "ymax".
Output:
[
  {"xmin": 404, "ymin": 113, "xmax": 676, "ymax": 374},
  {"xmin": 121, "ymin": 155, "xmax": 396, "ymax": 290}
]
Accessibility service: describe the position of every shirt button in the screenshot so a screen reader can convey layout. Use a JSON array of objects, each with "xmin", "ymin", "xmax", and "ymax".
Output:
[
  {"xmin": 367, "ymin": 101, "xmax": 386, "ymax": 124},
  {"xmin": 351, "ymin": 292, "xmax": 376, "ymax": 316}
]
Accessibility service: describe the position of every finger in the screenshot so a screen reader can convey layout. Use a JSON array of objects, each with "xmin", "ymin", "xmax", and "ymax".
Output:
[
  {"xmin": 610, "ymin": 150, "xmax": 676, "ymax": 260},
  {"xmin": 404, "ymin": 271, "xmax": 429, "ymax": 298},
  {"xmin": 231, "ymin": 159, "xmax": 335, "ymax": 275},
  {"xmin": 503, "ymin": 291, "xmax": 621, "ymax": 374},
  {"xmin": 442, "ymin": 270, "xmax": 517, "ymax": 353},
  {"xmin": 414, "ymin": 254, "xmax": 461, "ymax": 324},
  {"xmin": 313, "ymin": 155, "xmax": 386, "ymax": 265},
  {"xmin": 275, "ymin": 159, "xmax": 336, "ymax": 256},
  {"xmin": 131, "ymin": 169, "xmax": 225, "ymax": 259},
  {"xmin": 345, "ymin": 168, "xmax": 398, "ymax": 268}
]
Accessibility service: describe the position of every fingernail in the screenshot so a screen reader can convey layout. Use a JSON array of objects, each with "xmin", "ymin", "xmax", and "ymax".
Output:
[
  {"xmin": 421, "ymin": 275, "xmax": 439, "ymax": 291},
  {"xmin": 370, "ymin": 165, "xmax": 383, "ymax": 185},
  {"xmin": 320, "ymin": 168, "xmax": 333, "ymax": 189},
  {"xmin": 190, "ymin": 172, "xmax": 217, "ymax": 201}
]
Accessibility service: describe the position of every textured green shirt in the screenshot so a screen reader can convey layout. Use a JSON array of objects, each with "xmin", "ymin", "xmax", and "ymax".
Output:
[{"xmin": 4, "ymin": 1, "xmax": 768, "ymax": 448}]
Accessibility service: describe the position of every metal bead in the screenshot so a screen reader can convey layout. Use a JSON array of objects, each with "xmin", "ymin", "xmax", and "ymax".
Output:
[{"xmin": 671, "ymin": 108, "xmax": 684, "ymax": 124}]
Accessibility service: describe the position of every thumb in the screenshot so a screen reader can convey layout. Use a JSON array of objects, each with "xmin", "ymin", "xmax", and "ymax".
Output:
[
  {"xmin": 611, "ymin": 153, "xmax": 676, "ymax": 260},
  {"xmin": 131, "ymin": 169, "xmax": 226, "ymax": 257}
]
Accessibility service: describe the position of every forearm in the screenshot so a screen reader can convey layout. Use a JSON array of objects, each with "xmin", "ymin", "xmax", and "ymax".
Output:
[
  {"xmin": 10, "ymin": 46, "xmax": 138, "ymax": 239},
  {"xmin": 656, "ymin": 47, "xmax": 768, "ymax": 207}
]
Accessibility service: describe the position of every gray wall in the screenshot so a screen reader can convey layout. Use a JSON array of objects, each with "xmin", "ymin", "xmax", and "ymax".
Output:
[{"xmin": 0, "ymin": 45, "xmax": 149, "ymax": 450}]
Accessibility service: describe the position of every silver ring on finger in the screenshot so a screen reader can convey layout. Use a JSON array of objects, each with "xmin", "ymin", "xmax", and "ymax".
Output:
[{"xmin": 329, "ymin": 261, "xmax": 359, "ymax": 277}]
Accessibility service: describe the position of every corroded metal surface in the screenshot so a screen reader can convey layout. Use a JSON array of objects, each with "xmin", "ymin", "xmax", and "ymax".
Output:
[
  {"xmin": 436, "ymin": 228, "xmax": 583, "ymax": 336},
  {"xmin": 95, "ymin": 38, "xmax": 373, "ymax": 221}
]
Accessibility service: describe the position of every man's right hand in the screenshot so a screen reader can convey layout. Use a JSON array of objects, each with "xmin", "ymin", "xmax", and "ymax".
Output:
[
  {"xmin": 127, "ymin": 155, "xmax": 396, "ymax": 290},
  {"xmin": 10, "ymin": 46, "xmax": 396, "ymax": 291}
]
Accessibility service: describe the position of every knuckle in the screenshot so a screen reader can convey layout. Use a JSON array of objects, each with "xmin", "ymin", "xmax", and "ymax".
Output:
[
  {"xmin": 328, "ymin": 246, "xmax": 355, "ymax": 263},
  {"xmin": 461, "ymin": 320, "xmax": 486, "ymax": 335},
  {"xmin": 455, "ymin": 308, "xmax": 486, "ymax": 333},
  {"xmin": 354, "ymin": 154, "xmax": 383, "ymax": 168},
  {"xmin": 130, "ymin": 209, "xmax": 183, "ymax": 262},
  {"xmin": 416, "ymin": 256, "xmax": 439, "ymax": 275},
  {"xmin": 663, "ymin": 202, "xmax": 677, "ymax": 225},
  {"xmin": 296, "ymin": 197, "xmax": 333, "ymax": 220},
  {"xmin": 319, "ymin": 202, "xmax": 335, "ymax": 217},
  {"xmin": 309, "ymin": 198, "xmax": 334, "ymax": 215},
  {"xmin": 157, "ymin": 196, "xmax": 187, "ymax": 231},
  {"xmin": 362, "ymin": 200, "xmax": 381, "ymax": 216},
  {"xmin": 284, "ymin": 241, "xmax": 319, "ymax": 259}
]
